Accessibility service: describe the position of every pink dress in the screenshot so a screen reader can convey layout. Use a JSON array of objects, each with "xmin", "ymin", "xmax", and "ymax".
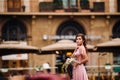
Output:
[{"xmin": 72, "ymin": 45, "xmax": 88, "ymax": 80}]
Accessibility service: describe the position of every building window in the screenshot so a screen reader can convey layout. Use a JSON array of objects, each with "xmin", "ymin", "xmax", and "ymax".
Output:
[
  {"xmin": 80, "ymin": 0, "xmax": 89, "ymax": 9},
  {"xmin": 53, "ymin": 0, "xmax": 63, "ymax": 10},
  {"xmin": 7, "ymin": 0, "xmax": 21, "ymax": 12},
  {"xmin": 62, "ymin": 0, "xmax": 78, "ymax": 12},
  {"xmin": 62, "ymin": 0, "xmax": 77, "ymax": 9},
  {"xmin": 39, "ymin": 2, "xmax": 53, "ymax": 12},
  {"xmin": 2, "ymin": 19, "xmax": 27, "ymax": 41},
  {"xmin": 113, "ymin": 53, "xmax": 120, "ymax": 65},
  {"xmin": 93, "ymin": 2, "xmax": 105, "ymax": 12},
  {"xmin": 113, "ymin": 53, "xmax": 120, "ymax": 72}
]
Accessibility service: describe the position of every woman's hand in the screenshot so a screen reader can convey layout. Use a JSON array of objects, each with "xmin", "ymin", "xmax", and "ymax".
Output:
[
  {"xmin": 71, "ymin": 54, "xmax": 77, "ymax": 58},
  {"xmin": 73, "ymin": 62, "xmax": 80, "ymax": 68},
  {"xmin": 71, "ymin": 54, "xmax": 75, "ymax": 58}
]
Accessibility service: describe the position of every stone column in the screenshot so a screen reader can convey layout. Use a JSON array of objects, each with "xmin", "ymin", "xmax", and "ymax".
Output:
[
  {"xmin": 90, "ymin": 15, "xmax": 95, "ymax": 44},
  {"xmin": 109, "ymin": 0, "xmax": 115, "ymax": 13},
  {"xmin": 49, "ymin": 54, "xmax": 56, "ymax": 74},
  {"xmin": 0, "ymin": 0, "xmax": 4, "ymax": 12},
  {"xmin": 77, "ymin": 0, "xmax": 81, "ymax": 12},
  {"xmin": 106, "ymin": 15, "xmax": 111, "ymax": 39},
  {"xmin": 23, "ymin": 0, "xmax": 30, "ymax": 12},
  {"xmin": 28, "ymin": 15, "xmax": 36, "ymax": 74}
]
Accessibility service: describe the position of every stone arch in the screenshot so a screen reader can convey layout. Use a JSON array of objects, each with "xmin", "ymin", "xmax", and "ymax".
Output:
[
  {"xmin": 112, "ymin": 20, "xmax": 120, "ymax": 38},
  {"xmin": 2, "ymin": 19, "xmax": 27, "ymax": 41},
  {"xmin": 56, "ymin": 20, "xmax": 86, "ymax": 36}
]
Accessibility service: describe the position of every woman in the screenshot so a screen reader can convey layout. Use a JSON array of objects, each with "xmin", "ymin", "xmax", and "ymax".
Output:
[{"xmin": 71, "ymin": 33, "xmax": 88, "ymax": 80}]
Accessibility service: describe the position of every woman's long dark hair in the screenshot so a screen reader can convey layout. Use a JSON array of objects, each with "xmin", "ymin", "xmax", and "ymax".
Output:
[{"xmin": 76, "ymin": 33, "xmax": 87, "ymax": 52}]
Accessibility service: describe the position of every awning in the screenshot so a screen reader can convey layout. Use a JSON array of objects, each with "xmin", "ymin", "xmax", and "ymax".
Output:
[
  {"xmin": 41, "ymin": 39, "xmax": 94, "ymax": 52},
  {"xmin": 0, "ymin": 41, "xmax": 40, "ymax": 56},
  {"xmin": 94, "ymin": 38, "xmax": 120, "ymax": 52},
  {"xmin": 2, "ymin": 54, "xmax": 28, "ymax": 60}
]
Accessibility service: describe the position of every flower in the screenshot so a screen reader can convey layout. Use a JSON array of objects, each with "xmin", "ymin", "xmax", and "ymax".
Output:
[
  {"xmin": 62, "ymin": 58, "xmax": 79, "ymax": 73},
  {"xmin": 65, "ymin": 58, "xmax": 76, "ymax": 65}
]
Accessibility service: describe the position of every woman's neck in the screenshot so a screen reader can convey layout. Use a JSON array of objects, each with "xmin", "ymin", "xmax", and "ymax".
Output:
[{"xmin": 77, "ymin": 43, "xmax": 83, "ymax": 46}]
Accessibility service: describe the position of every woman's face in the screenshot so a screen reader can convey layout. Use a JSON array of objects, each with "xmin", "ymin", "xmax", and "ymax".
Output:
[{"xmin": 76, "ymin": 36, "xmax": 83, "ymax": 46}]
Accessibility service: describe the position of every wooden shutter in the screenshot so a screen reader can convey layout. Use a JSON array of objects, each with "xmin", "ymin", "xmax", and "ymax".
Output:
[{"xmin": 7, "ymin": 0, "xmax": 21, "ymax": 12}]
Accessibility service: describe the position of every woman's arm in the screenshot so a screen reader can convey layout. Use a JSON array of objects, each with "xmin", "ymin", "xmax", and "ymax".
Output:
[
  {"xmin": 78, "ymin": 53, "xmax": 88, "ymax": 65},
  {"xmin": 77, "ymin": 47, "xmax": 88, "ymax": 65}
]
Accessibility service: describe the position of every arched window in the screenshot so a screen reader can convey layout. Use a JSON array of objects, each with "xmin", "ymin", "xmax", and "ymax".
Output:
[
  {"xmin": 2, "ymin": 19, "xmax": 27, "ymax": 41},
  {"xmin": 112, "ymin": 21, "xmax": 120, "ymax": 38},
  {"xmin": 56, "ymin": 20, "xmax": 85, "ymax": 40}
]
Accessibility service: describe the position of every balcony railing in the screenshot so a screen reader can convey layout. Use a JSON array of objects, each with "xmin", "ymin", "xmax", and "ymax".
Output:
[
  {"xmin": 38, "ymin": 1, "xmax": 106, "ymax": 13},
  {"xmin": 39, "ymin": 1, "xmax": 91, "ymax": 12}
]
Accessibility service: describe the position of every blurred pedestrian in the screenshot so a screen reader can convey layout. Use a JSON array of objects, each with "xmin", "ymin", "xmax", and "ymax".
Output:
[
  {"xmin": 42, "ymin": 62, "xmax": 51, "ymax": 73},
  {"xmin": 71, "ymin": 33, "xmax": 88, "ymax": 80}
]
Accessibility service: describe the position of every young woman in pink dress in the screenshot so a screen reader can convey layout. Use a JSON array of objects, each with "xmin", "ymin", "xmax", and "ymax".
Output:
[{"xmin": 72, "ymin": 33, "xmax": 88, "ymax": 80}]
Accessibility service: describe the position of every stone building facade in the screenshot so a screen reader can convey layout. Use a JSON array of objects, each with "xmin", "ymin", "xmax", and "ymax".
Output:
[{"xmin": 0, "ymin": 0, "xmax": 120, "ymax": 77}]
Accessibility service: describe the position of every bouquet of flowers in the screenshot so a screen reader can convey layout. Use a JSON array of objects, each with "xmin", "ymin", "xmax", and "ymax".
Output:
[
  {"xmin": 62, "ymin": 57, "xmax": 79, "ymax": 79},
  {"xmin": 62, "ymin": 58, "xmax": 79, "ymax": 73},
  {"xmin": 65, "ymin": 58, "xmax": 76, "ymax": 64}
]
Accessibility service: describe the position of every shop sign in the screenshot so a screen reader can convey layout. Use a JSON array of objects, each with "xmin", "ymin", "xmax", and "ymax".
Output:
[
  {"xmin": 42, "ymin": 34, "xmax": 102, "ymax": 40},
  {"xmin": 2, "ymin": 54, "xmax": 28, "ymax": 60}
]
